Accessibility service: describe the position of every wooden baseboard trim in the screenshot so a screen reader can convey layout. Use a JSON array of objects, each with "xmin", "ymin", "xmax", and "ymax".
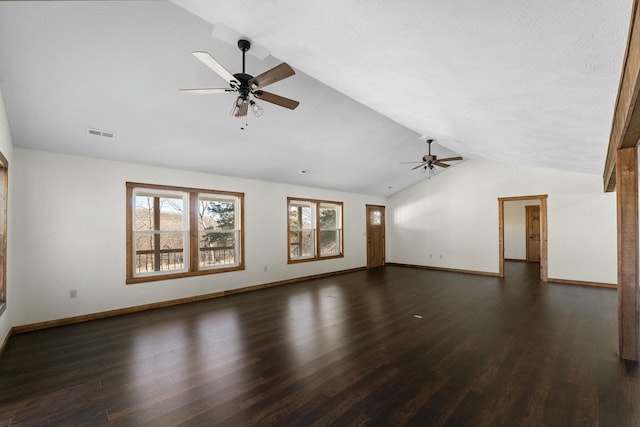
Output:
[
  {"xmin": 13, "ymin": 266, "xmax": 367, "ymax": 334},
  {"xmin": 385, "ymin": 262, "xmax": 500, "ymax": 277},
  {"xmin": 13, "ymin": 291, "xmax": 226, "ymax": 333},
  {"xmin": 547, "ymin": 277, "xmax": 617, "ymax": 289},
  {"xmin": 0, "ymin": 326, "xmax": 12, "ymax": 360},
  {"xmin": 224, "ymin": 267, "xmax": 366, "ymax": 296},
  {"xmin": 505, "ymin": 258, "xmax": 527, "ymax": 262}
]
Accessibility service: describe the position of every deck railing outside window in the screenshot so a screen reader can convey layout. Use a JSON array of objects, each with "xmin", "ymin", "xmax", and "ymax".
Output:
[{"xmin": 135, "ymin": 246, "xmax": 236, "ymax": 273}]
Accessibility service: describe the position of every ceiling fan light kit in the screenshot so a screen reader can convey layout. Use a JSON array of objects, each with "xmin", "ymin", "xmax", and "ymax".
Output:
[{"xmin": 180, "ymin": 39, "xmax": 299, "ymax": 129}]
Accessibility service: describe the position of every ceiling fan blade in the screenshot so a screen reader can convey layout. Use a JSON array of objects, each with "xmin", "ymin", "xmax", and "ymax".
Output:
[
  {"xmin": 399, "ymin": 161, "xmax": 424, "ymax": 164},
  {"xmin": 179, "ymin": 88, "xmax": 234, "ymax": 94},
  {"xmin": 433, "ymin": 161, "xmax": 450, "ymax": 168},
  {"xmin": 437, "ymin": 156, "xmax": 463, "ymax": 162},
  {"xmin": 192, "ymin": 51, "xmax": 238, "ymax": 86},
  {"xmin": 248, "ymin": 63, "xmax": 295, "ymax": 89},
  {"xmin": 411, "ymin": 163, "xmax": 427, "ymax": 170},
  {"xmin": 254, "ymin": 90, "xmax": 300, "ymax": 110}
]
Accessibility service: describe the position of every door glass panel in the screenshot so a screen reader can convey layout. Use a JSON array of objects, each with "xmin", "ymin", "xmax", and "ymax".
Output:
[{"xmin": 370, "ymin": 210, "xmax": 382, "ymax": 226}]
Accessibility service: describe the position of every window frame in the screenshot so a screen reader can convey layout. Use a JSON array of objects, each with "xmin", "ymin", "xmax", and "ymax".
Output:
[
  {"xmin": 131, "ymin": 188, "xmax": 189, "ymax": 278},
  {"xmin": 196, "ymin": 193, "xmax": 242, "ymax": 272},
  {"xmin": 318, "ymin": 202, "xmax": 342, "ymax": 258},
  {"xmin": 126, "ymin": 182, "xmax": 244, "ymax": 284},
  {"xmin": 287, "ymin": 197, "xmax": 343, "ymax": 264}
]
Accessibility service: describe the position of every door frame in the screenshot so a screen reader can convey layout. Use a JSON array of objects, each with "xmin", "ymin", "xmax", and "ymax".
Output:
[
  {"xmin": 366, "ymin": 204, "xmax": 386, "ymax": 268},
  {"xmin": 498, "ymin": 195, "xmax": 548, "ymax": 281}
]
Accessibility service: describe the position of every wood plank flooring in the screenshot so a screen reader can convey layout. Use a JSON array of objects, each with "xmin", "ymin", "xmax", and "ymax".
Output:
[{"xmin": 0, "ymin": 263, "xmax": 639, "ymax": 426}]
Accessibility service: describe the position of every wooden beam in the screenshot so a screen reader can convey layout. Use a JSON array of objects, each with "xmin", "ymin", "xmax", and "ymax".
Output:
[
  {"xmin": 604, "ymin": 0, "xmax": 640, "ymax": 192},
  {"xmin": 616, "ymin": 147, "xmax": 639, "ymax": 361},
  {"xmin": 498, "ymin": 199, "xmax": 504, "ymax": 278}
]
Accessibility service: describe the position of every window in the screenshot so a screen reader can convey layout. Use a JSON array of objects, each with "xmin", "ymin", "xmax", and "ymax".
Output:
[
  {"xmin": 132, "ymin": 189, "xmax": 188, "ymax": 275},
  {"xmin": 127, "ymin": 183, "xmax": 243, "ymax": 283},
  {"xmin": 0, "ymin": 152, "xmax": 6, "ymax": 316},
  {"xmin": 288, "ymin": 197, "xmax": 343, "ymax": 263},
  {"xmin": 197, "ymin": 194, "xmax": 241, "ymax": 269},
  {"xmin": 370, "ymin": 209, "xmax": 382, "ymax": 226}
]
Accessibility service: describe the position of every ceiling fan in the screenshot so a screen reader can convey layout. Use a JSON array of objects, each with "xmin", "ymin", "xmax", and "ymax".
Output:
[
  {"xmin": 402, "ymin": 139, "xmax": 463, "ymax": 172},
  {"xmin": 180, "ymin": 39, "xmax": 299, "ymax": 125}
]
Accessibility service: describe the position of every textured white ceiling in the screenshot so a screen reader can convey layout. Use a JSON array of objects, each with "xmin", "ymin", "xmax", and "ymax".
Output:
[{"xmin": 0, "ymin": 0, "xmax": 632, "ymax": 196}]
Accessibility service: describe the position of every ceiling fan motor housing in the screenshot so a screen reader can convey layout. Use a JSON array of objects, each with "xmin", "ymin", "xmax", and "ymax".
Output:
[{"xmin": 233, "ymin": 73, "xmax": 253, "ymax": 100}]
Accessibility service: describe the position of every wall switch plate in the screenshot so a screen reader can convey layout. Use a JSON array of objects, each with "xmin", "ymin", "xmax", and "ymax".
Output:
[{"xmin": 70, "ymin": 289, "xmax": 78, "ymax": 299}]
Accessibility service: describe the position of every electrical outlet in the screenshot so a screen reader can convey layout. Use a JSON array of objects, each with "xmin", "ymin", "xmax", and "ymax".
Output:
[
  {"xmin": 263, "ymin": 266, "xmax": 268, "ymax": 272},
  {"xmin": 429, "ymin": 254, "xmax": 432, "ymax": 258},
  {"xmin": 70, "ymin": 289, "xmax": 78, "ymax": 299},
  {"xmin": 439, "ymin": 254, "xmax": 443, "ymax": 259}
]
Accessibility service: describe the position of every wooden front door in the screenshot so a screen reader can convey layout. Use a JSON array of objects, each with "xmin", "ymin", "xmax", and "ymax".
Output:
[
  {"xmin": 366, "ymin": 205, "xmax": 385, "ymax": 268},
  {"xmin": 526, "ymin": 205, "xmax": 541, "ymax": 263}
]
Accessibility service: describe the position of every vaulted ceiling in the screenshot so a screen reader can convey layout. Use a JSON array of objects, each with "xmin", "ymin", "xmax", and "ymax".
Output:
[{"xmin": 0, "ymin": 1, "xmax": 632, "ymax": 196}]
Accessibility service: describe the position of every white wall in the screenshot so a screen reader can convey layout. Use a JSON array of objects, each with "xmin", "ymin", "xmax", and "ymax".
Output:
[
  {"xmin": 11, "ymin": 148, "xmax": 384, "ymax": 326},
  {"xmin": 3, "ymin": 147, "xmax": 621, "ymax": 329},
  {"xmin": 387, "ymin": 160, "xmax": 616, "ymax": 284},
  {"xmin": 0, "ymin": 88, "xmax": 13, "ymax": 346},
  {"xmin": 504, "ymin": 200, "xmax": 539, "ymax": 260}
]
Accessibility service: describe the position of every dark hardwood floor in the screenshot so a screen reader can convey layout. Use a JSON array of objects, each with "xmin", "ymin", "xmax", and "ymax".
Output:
[{"xmin": 1, "ymin": 263, "xmax": 638, "ymax": 426}]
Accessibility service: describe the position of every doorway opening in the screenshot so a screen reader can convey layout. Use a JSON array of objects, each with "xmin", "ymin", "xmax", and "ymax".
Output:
[{"xmin": 498, "ymin": 195, "xmax": 548, "ymax": 281}]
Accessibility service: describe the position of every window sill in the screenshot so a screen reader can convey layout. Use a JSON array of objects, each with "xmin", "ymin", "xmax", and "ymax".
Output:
[{"xmin": 288, "ymin": 254, "xmax": 344, "ymax": 264}]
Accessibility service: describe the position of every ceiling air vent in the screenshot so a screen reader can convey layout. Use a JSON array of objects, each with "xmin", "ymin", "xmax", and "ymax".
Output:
[{"xmin": 87, "ymin": 128, "xmax": 115, "ymax": 140}]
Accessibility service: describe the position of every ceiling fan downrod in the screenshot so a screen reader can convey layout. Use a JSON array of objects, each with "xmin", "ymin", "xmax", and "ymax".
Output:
[{"xmin": 237, "ymin": 39, "xmax": 251, "ymax": 74}]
